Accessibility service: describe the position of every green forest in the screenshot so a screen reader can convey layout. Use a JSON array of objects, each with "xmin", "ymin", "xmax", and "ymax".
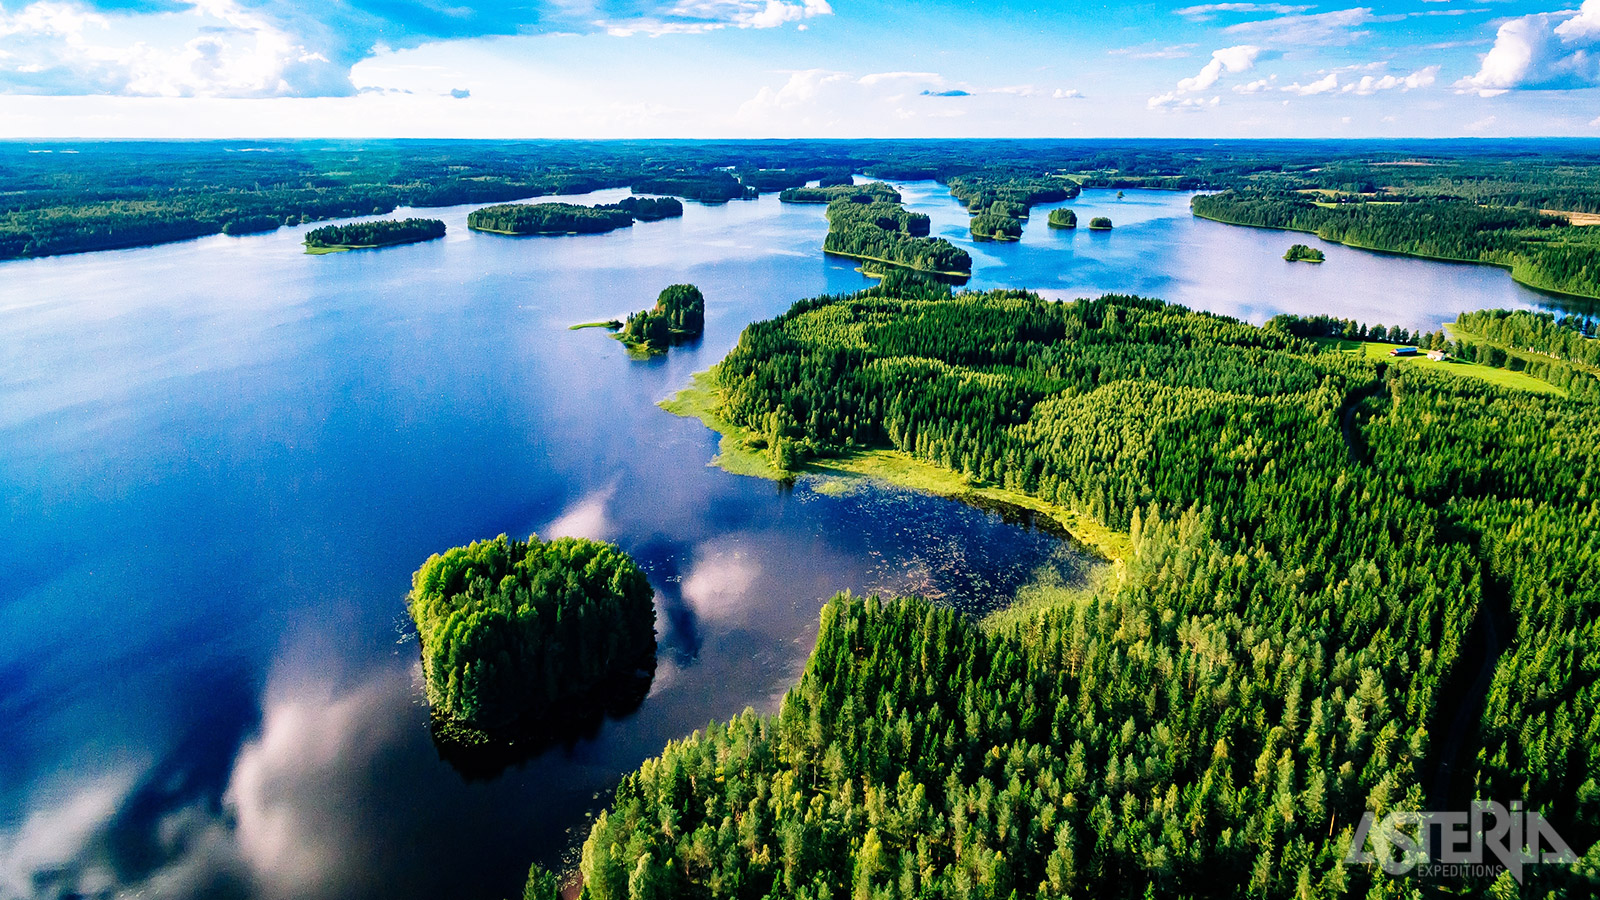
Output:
[
  {"xmin": 1284, "ymin": 244, "xmax": 1325, "ymax": 263},
  {"xmin": 1047, "ymin": 209, "xmax": 1077, "ymax": 229},
  {"xmin": 408, "ymin": 534, "xmax": 656, "ymax": 731},
  {"xmin": 815, "ymin": 186, "xmax": 969, "ymax": 276},
  {"xmin": 620, "ymin": 284, "xmax": 707, "ymax": 352},
  {"xmin": 1089, "ymin": 217, "xmax": 1113, "ymax": 230},
  {"xmin": 969, "ymin": 213, "xmax": 1022, "ymax": 241},
  {"xmin": 611, "ymin": 196, "xmax": 685, "ymax": 221},
  {"xmin": 302, "ymin": 217, "xmax": 445, "ymax": 250},
  {"xmin": 565, "ymin": 278, "xmax": 1600, "ymax": 898},
  {"xmin": 1192, "ymin": 192, "xmax": 1600, "ymax": 300},
  {"xmin": 468, "ymin": 202, "xmax": 637, "ymax": 235},
  {"xmin": 781, "ymin": 183, "xmax": 902, "ymax": 204}
]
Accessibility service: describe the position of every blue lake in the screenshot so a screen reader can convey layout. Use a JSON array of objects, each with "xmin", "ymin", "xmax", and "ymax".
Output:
[{"xmin": 0, "ymin": 184, "xmax": 1567, "ymax": 899}]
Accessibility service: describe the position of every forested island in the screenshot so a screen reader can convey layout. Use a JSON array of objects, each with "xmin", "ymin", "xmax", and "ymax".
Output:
[
  {"xmin": 408, "ymin": 534, "xmax": 655, "ymax": 733},
  {"xmin": 617, "ymin": 284, "xmax": 706, "ymax": 353},
  {"xmin": 811, "ymin": 182, "xmax": 968, "ymax": 277},
  {"xmin": 779, "ymin": 182, "xmax": 901, "ymax": 204},
  {"xmin": 1193, "ymin": 191, "xmax": 1600, "ymax": 299},
  {"xmin": 302, "ymin": 217, "xmax": 445, "ymax": 253},
  {"xmin": 969, "ymin": 212, "xmax": 1022, "ymax": 241},
  {"xmin": 587, "ymin": 275, "xmax": 1600, "ymax": 899},
  {"xmin": 467, "ymin": 202, "xmax": 635, "ymax": 235},
  {"xmin": 607, "ymin": 195, "xmax": 684, "ymax": 221},
  {"xmin": 1088, "ymin": 216, "xmax": 1113, "ymax": 230},
  {"xmin": 1284, "ymin": 243, "xmax": 1325, "ymax": 263},
  {"xmin": 1047, "ymin": 208, "xmax": 1077, "ymax": 229}
]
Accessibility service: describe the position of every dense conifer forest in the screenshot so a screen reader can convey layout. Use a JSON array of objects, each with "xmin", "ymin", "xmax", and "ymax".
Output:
[
  {"xmin": 468, "ymin": 202, "xmax": 637, "ymax": 235},
  {"xmin": 564, "ymin": 276, "xmax": 1600, "ymax": 898},
  {"xmin": 813, "ymin": 184, "xmax": 968, "ymax": 275},
  {"xmin": 969, "ymin": 213, "xmax": 1022, "ymax": 241},
  {"xmin": 408, "ymin": 534, "xmax": 656, "ymax": 731},
  {"xmin": 302, "ymin": 217, "xmax": 446, "ymax": 250}
]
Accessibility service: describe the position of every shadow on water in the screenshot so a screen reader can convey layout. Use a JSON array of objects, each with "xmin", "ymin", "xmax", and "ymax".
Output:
[{"xmin": 430, "ymin": 659, "xmax": 658, "ymax": 782}]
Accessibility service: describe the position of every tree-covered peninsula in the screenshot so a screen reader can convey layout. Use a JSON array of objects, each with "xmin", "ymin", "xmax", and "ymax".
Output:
[
  {"xmin": 618, "ymin": 284, "xmax": 706, "ymax": 352},
  {"xmin": 302, "ymin": 217, "xmax": 446, "ymax": 252},
  {"xmin": 609, "ymin": 195, "xmax": 684, "ymax": 221},
  {"xmin": 1088, "ymin": 216, "xmax": 1113, "ymax": 230},
  {"xmin": 1192, "ymin": 191, "xmax": 1600, "ymax": 299},
  {"xmin": 408, "ymin": 534, "xmax": 655, "ymax": 732},
  {"xmin": 1047, "ymin": 208, "xmax": 1077, "ymax": 228},
  {"xmin": 577, "ymin": 277, "xmax": 1600, "ymax": 899},
  {"xmin": 1284, "ymin": 243, "xmax": 1325, "ymax": 262}
]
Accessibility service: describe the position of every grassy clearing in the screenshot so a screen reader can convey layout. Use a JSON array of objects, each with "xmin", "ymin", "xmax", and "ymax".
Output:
[
  {"xmin": 1311, "ymin": 336, "xmax": 1566, "ymax": 396},
  {"xmin": 660, "ymin": 368, "xmax": 1132, "ymax": 565},
  {"xmin": 1543, "ymin": 209, "xmax": 1600, "ymax": 226},
  {"xmin": 982, "ymin": 560, "xmax": 1119, "ymax": 632},
  {"xmin": 569, "ymin": 321, "xmax": 619, "ymax": 331}
]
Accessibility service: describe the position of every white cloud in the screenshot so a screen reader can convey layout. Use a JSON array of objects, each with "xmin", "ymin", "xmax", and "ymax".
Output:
[
  {"xmin": 603, "ymin": 0, "xmax": 832, "ymax": 35},
  {"xmin": 857, "ymin": 71, "xmax": 941, "ymax": 85},
  {"xmin": 1109, "ymin": 43, "xmax": 1198, "ymax": 59},
  {"xmin": 1148, "ymin": 91, "xmax": 1222, "ymax": 110},
  {"xmin": 1052, "ymin": 87, "xmax": 1083, "ymax": 98},
  {"xmin": 739, "ymin": 68, "xmax": 850, "ymax": 115},
  {"xmin": 1591, "ymin": 114, "xmax": 1600, "ymax": 125},
  {"xmin": 1466, "ymin": 114, "xmax": 1498, "ymax": 130},
  {"xmin": 1225, "ymin": 7, "xmax": 1377, "ymax": 45},
  {"xmin": 1175, "ymin": 2, "xmax": 1312, "ymax": 19},
  {"xmin": 1233, "ymin": 75, "xmax": 1277, "ymax": 92},
  {"xmin": 0, "ymin": 0, "xmax": 352, "ymax": 97},
  {"xmin": 1455, "ymin": 0, "xmax": 1600, "ymax": 95},
  {"xmin": 1176, "ymin": 44, "xmax": 1262, "ymax": 92},
  {"xmin": 1343, "ymin": 65, "xmax": 1439, "ymax": 93},
  {"xmin": 1284, "ymin": 72, "xmax": 1340, "ymax": 94}
]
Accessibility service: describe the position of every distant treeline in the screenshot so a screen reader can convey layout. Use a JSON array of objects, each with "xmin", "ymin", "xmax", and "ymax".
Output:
[
  {"xmin": 1192, "ymin": 191, "xmax": 1600, "ymax": 300},
  {"xmin": 468, "ymin": 202, "xmax": 634, "ymax": 235},
  {"xmin": 303, "ymin": 217, "xmax": 445, "ymax": 249},
  {"xmin": 10, "ymin": 139, "xmax": 1600, "ymax": 259}
]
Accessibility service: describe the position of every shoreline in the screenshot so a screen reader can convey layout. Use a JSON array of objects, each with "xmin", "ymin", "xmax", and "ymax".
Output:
[
  {"xmin": 659, "ymin": 367, "xmax": 1130, "ymax": 567},
  {"xmin": 303, "ymin": 234, "xmax": 443, "ymax": 254},
  {"xmin": 1191, "ymin": 206, "xmax": 1600, "ymax": 303},
  {"xmin": 821, "ymin": 248, "xmax": 971, "ymax": 280}
]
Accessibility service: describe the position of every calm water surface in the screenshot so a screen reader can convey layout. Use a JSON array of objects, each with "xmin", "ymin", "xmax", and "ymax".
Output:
[{"xmin": 0, "ymin": 184, "xmax": 1568, "ymax": 900}]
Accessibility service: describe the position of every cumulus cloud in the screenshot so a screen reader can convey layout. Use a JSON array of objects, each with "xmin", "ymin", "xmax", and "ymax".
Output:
[
  {"xmin": 1148, "ymin": 91, "xmax": 1222, "ymax": 110},
  {"xmin": 1455, "ymin": 0, "xmax": 1600, "ymax": 95},
  {"xmin": 1053, "ymin": 87, "xmax": 1083, "ymax": 98},
  {"xmin": 1224, "ymin": 7, "xmax": 1377, "ymax": 45},
  {"xmin": 1343, "ymin": 65, "xmax": 1438, "ymax": 93},
  {"xmin": 0, "ymin": 0, "xmax": 833, "ymax": 96},
  {"xmin": 1284, "ymin": 72, "xmax": 1340, "ymax": 94},
  {"xmin": 1233, "ymin": 75, "xmax": 1277, "ymax": 92},
  {"xmin": 1176, "ymin": 43, "xmax": 1262, "ymax": 91},
  {"xmin": 600, "ymin": 0, "xmax": 833, "ymax": 35}
]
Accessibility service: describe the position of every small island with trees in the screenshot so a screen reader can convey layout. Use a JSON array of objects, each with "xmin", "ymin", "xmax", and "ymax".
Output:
[
  {"xmin": 617, "ymin": 284, "xmax": 706, "ymax": 353},
  {"xmin": 1284, "ymin": 243, "xmax": 1326, "ymax": 263},
  {"xmin": 1088, "ymin": 216, "xmax": 1114, "ymax": 230},
  {"xmin": 302, "ymin": 218, "xmax": 446, "ymax": 253},
  {"xmin": 969, "ymin": 212, "xmax": 1022, "ymax": 241},
  {"xmin": 1047, "ymin": 208, "xmax": 1078, "ymax": 229},
  {"xmin": 407, "ymin": 533, "xmax": 656, "ymax": 738}
]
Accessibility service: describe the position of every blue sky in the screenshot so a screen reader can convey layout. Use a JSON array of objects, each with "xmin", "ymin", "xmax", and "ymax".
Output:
[{"xmin": 0, "ymin": 0, "xmax": 1596, "ymax": 136}]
